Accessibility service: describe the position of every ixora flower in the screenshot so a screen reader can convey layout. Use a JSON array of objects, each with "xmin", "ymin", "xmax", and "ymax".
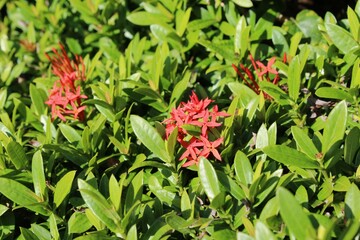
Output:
[
  {"xmin": 232, "ymin": 54, "xmax": 285, "ymax": 100},
  {"xmin": 45, "ymin": 43, "xmax": 87, "ymax": 121},
  {"xmin": 163, "ymin": 91, "xmax": 230, "ymax": 167}
]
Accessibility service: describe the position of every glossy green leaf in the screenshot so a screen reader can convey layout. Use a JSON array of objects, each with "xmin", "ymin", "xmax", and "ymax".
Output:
[
  {"xmin": 263, "ymin": 145, "xmax": 320, "ymax": 169},
  {"xmin": 198, "ymin": 157, "xmax": 221, "ymax": 201},
  {"xmin": 53, "ymin": 170, "xmax": 76, "ymax": 209},
  {"xmin": 130, "ymin": 115, "xmax": 171, "ymax": 163},
  {"xmin": 322, "ymin": 101, "xmax": 347, "ymax": 154},
  {"xmin": 32, "ymin": 151, "xmax": 46, "ymax": 199},
  {"xmin": 78, "ymin": 179, "xmax": 124, "ymax": 237},
  {"xmin": 278, "ymin": 188, "xmax": 316, "ymax": 239},
  {"xmin": 234, "ymin": 150, "xmax": 253, "ymax": 185}
]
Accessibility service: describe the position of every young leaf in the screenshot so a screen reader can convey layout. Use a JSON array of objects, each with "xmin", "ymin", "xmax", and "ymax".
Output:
[
  {"xmin": 198, "ymin": 157, "xmax": 221, "ymax": 201},
  {"xmin": 130, "ymin": 115, "xmax": 171, "ymax": 163},
  {"xmin": 344, "ymin": 127, "xmax": 360, "ymax": 165},
  {"xmin": 278, "ymin": 188, "xmax": 316, "ymax": 239}
]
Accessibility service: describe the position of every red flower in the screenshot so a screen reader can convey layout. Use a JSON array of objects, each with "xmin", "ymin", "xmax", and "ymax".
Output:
[
  {"xmin": 233, "ymin": 54, "xmax": 285, "ymax": 100},
  {"xmin": 164, "ymin": 91, "xmax": 229, "ymax": 167},
  {"xmin": 45, "ymin": 43, "xmax": 87, "ymax": 121}
]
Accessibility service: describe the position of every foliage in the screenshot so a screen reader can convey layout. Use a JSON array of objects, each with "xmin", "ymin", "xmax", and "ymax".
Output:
[{"xmin": 0, "ymin": 0, "xmax": 359, "ymax": 239}]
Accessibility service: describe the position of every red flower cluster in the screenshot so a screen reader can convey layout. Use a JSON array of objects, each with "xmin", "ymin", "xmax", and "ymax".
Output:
[
  {"xmin": 164, "ymin": 91, "xmax": 229, "ymax": 167},
  {"xmin": 232, "ymin": 54, "xmax": 285, "ymax": 100},
  {"xmin": 45, "ymin": 43, "xmax": 87, "ymax": 121}
]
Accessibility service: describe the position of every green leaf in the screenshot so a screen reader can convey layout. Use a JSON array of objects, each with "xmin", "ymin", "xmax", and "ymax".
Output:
[
  {"xmin": 291, "ymin": 126, "xmax": 319, "ymax": 159},
  {"xmin": 78, "ymin": 179, "xmax": 124, "ymax": 237},
  {"xmin": 277, "ymin": 188, "xmax": 316, "ymax": 239},
  {"xmin": 127, "ymin": 11, "xmax": 170, "ymax": 26},
  {"xmin": 325, "ymin": 23, "xmax": 359, "ymax": 54},
  {"xmin": 322, "ymin": 101, "xmax": 347, "ymax": 154},
  {"xmin": 68, "ymin": 212, "xmax": 92, "ymax": 234},
  {"xmin": 287, "ymin": 55, "xmax": 301, "ymax": 101},
  {"xmin": 29, "ymin": 84, "xmax": 45, "ymax": 116},
  {"xmin": 0, "ymin": 178, "xmax": 48, "ymax": 215},
  {"xmin": 231, "ymin": 0, "xmax": 253, "ymax": 7},
  {"xmin": 345, "ymin": 183, "xmax": 360, "ymax": 220},
  {"xmin": 272, "ymin": 27, "xmax": 289, "ymax": 56},
  {"xmin": 187, "ymin": 19, "xmax": 217, "ymax": 31},
  {"xmin": 59, "ymin": 124, "xmax": 82, "ymax": 145},
  {"xmin": 20, "ymin": 227, "xmax": 40, "ymax": 240},
  {"xmin": 345, "ymin": 127, "xmax": 360, "ymax": 164},
  {"xmin": 148, "ymin": 175, "xmax": 180, "ymax": 209},
  {"xmin": 234, "ymin": 150, "xmax": 253, "ymax": 185},
  {"xmin": 32, "ymin": 151, "xmax": 47, "ymax": 200},
  {"xmin": 130, "ymin": 115, "xmax": 171, "ymax": 163},
  {"xmin": 198, "ymin": 158, "xmax": 221, "ymax": 201},
  {"xmin": 53, "ymin": 171, "xmax": 76, "ymax": 209},
  {"xmin": 315, "ymin": 87, "xmax": 354, "ymax": 102},
  {"xmin": 263, "ymin": 145, "xmax": 320, "ymax": 169},
  {"xmin": 255, "ymin": 221, "xmax": 275, "ymax": 240},
  {"xmin": 6, "ymin": 141, "xmax": 28, "ymax": 170}
]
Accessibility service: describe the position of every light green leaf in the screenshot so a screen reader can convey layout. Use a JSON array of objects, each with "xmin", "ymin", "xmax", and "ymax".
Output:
[
  {"xmin": 231, "ymin": 0, "xmax": 253, "ymax": 8},
  {"xmin": 54, "ymin": 171, "xmax": 76, "ymax": 209},
  {"xmin": 59, "ymin": 124, "xmax": 82, "ymax": 145},
  {"xmin": 291, "ymin": 126, "xmax": 319, "ymax": 159},
  {"xmin": 345, "ymin": 127, "xmax": 360, "ymax": 164},
  {"xmin": 345, "ymin": 183, "xmax": 360, "ymax": 220},
  {"xmin": 278, "ymin": 188, "xmax": 316, "ymax": 239},
  {"xmin": 263, "ymin": 145, "xmax": 320, "ymax": 169},
  {"xmin": 287, "ymin": 56, "xmax": 301, "ymax": 101},
  {"xmin": 32, "ymin": 151, "xmax": 47, "ymax": 199},
  {"xmin": 6, "ymin": 141, "xmax": 27, "ymax": 170},
  {"xmin": 322, "ymin": 101, "xmax": 347, "ymax": 154},
  {"xmin": 127, "ymin": 11, "xmax": 170, "ymax": 26},
  {"xmin": 315, "ymin": 87, "xmax": 354, "ymax": 102},
  {"xmin": 234, "ymin": 150, "xmax": 253, "ymax": 185},
  {"xmin": 198, "ymin": 157, "xmax": 221, "ymax": 201},
  {"xmin": 0, "ymin": 178, "xmax": 48, "ymax": 215},
  {"xmin": 130, "ymin": 115, "xmax": 171, "ymax": 163},
  {"xmin": 325, "ymin": 23, "xmax": 359, "ymax": 54},
  {"xmin": 68, "ymin": 212, "xmax": 92, "ymax": 234},
  {"xmin": 78, "ymin": 179, "xmax": 124, "ymax": 237}
]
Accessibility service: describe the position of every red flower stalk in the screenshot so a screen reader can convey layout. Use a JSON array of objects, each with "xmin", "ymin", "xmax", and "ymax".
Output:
[
  {"xmin": 163, "ymin": 91, "xmax": 230, "ymax": 167},
  {"xmin": 45, "ymin": 43, "xmax": 87, "ymax": 121},
  {"xmin": 232, "ymin": 54, "xmax": 284, "ymax": 100}
]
